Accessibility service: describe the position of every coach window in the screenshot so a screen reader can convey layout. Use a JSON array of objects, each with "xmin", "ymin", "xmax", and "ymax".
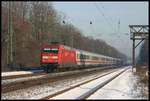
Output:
[
  {"xmin": 77, "ymin": 54, "xmax": 80, "ymax": 59},
  {"xmin": 86, "ymin": 55, "xmax": 89, "ymax": 59},
  {"xmin": 101, "ymin": 58, "xmax": 104, "ymax": 61},
  {"xmin": 78, "ymin": 54, "xmax": 80, "ymax": 59}
]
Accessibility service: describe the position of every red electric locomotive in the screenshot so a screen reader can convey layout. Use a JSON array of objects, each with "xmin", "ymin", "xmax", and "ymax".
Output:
[
  {"xmin": 41, "ymin": 43, "xmax": 76, "ymax": 72},
  {"xmin": 40, "ymin": 43, "xmax": 122, "ymax": 72}
]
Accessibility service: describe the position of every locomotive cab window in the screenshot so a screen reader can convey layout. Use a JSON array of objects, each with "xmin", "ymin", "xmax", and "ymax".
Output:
[{"xmin": 43, "ymin": 48, "xmax": 59, "ymax": 53}]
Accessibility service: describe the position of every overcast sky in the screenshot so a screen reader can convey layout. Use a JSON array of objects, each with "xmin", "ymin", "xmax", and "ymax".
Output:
[{"xmin": 52, "ymin": 1, "xmax": 148, "ymax": 59}]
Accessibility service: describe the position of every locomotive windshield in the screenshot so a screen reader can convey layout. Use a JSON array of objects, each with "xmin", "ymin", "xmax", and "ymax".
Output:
[{"xmin": 43, "ymin": 48, "xmax": 59, "ymax": 53}]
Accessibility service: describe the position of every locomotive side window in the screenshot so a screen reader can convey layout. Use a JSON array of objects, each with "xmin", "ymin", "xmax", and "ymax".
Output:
[{"xmin": 43, "ymin": 48, "xmax": 59, "ymax": 53}]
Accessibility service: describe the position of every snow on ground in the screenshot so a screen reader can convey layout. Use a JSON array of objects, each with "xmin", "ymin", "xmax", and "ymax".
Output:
[
  {"xmin": 2, "ymin": 66, "xmax": 147, "ymax": 100},
  {"xmin": 2, "ymin": 70, "xmax": 44, "ymax": 77},
  {"xmin": 87, "ymin": 66, "xmax": 145, "ymax": 99},
  {"xmin": 49, "ymin": 68, "xmax": 126, "ymax": 99},
  {"xmin": 2, "ymin": 69, "xmax": 113, "ymax": 99}
]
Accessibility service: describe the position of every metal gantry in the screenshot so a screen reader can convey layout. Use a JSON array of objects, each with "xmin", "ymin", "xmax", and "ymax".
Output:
[{"xmin": 129, "ymin": 25, "xmax": 149, "ymax": 72}]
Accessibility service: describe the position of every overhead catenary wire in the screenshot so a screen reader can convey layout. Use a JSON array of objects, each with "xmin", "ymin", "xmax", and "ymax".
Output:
[
  {"xmin": 93, "ymin": 3, "xmax": 120, "ymax": 44},
  {"xmin": 94, "ymin": 3, "xmax": 124, "ymax": 39},
  {"xmin": 93, "ymin": 3, "xmax": 130, "ymax": 58},
  {"xmin": 98, "ymin": 3, "xmax": 117, "ymax": 33},
  {"xmin": 93, "ymin": 3, "xmax": 116, "ymax": 34},
  {"xmin": 98, "ymin": 3, "xmax": 129, "ymax": 38}
]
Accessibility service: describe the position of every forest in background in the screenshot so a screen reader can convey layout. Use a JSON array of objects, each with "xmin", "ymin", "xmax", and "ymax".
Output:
[{"xmin": 2, "ymin": 2, "xmax": 127, "ymax": 69}]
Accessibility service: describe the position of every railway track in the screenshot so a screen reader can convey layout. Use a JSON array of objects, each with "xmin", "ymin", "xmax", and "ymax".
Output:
[
  {"xmin": 2, "ymin": 66, "xmax": 112, "ymax": 80},
  {"xmin": 2, "ymin": 66, "xmax": 117, "ymax": 94},
  {"xmin": 40, "ymin": 67, "xmax": 129, "ymax": 100}
]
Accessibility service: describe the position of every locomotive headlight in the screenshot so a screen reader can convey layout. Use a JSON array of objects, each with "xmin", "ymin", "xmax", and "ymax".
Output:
[{"xmin": 43, "ymin": 56, "xmax": 49, "ymax": 59}]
